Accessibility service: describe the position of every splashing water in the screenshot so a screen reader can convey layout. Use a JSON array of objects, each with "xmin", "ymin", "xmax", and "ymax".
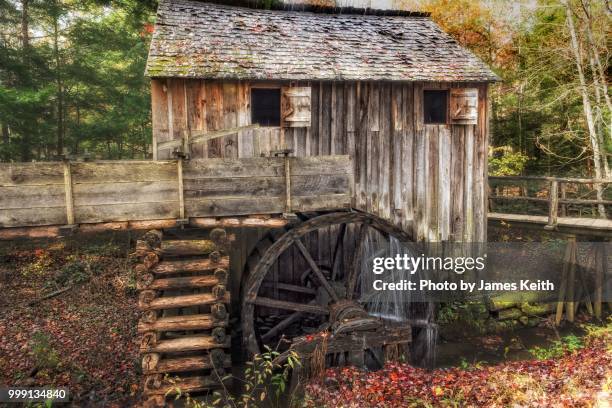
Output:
[{"xmin": 358, "ymin": 230, "xmax": 437, "ymax": 368}]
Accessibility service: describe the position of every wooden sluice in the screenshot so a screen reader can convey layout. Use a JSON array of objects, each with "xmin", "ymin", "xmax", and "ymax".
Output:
[{"xmin": 0, "ymin": 156, "xmax": 353, "ymax": 238}]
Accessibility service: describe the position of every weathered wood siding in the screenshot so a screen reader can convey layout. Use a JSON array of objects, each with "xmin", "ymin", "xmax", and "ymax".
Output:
[
  {"xmin": 152, "ymin": 79, "xmax": 489, "ymax": 242},
  {"xmin": 184, "ymin": 156, "xmax": 352, "ymax": 217},
  {"xmin": 0, "ymin": 157, "xmax": 352, "ymax": 228}
]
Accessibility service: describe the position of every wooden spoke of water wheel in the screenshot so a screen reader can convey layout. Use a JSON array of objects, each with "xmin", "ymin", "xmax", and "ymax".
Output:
[{"xmin": 241, "ymin": 211, "xmax": 413, "ymax": 356}]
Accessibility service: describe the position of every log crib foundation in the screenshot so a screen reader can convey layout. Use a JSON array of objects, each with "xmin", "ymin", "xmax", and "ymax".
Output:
[{"xmin": 133, "ymin": 228, "xmax": 232, "ymax": 407}]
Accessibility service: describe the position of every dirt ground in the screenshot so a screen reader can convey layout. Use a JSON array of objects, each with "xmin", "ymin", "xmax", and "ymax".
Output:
[{"xmin": 0, "ymin": 233, "xmax": 141, "ymax": 407}]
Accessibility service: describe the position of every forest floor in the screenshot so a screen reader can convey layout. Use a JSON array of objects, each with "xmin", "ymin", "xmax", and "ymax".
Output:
[
  {"xmin": 0, "ymin": 234, "xmax": 610, "ymax": 407},
  {"xmin": 305, "ymin": 321, "xmax": 611, "ymax": 408},
  {"xmin": 0, "ymin": 232, "xmax": 141, "ymax": 407}
]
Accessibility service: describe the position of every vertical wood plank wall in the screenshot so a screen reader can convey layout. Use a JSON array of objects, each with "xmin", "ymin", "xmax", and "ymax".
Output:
[{"xmin": 151, "ymin": 79, "xmax": 489, "ymax": 244}]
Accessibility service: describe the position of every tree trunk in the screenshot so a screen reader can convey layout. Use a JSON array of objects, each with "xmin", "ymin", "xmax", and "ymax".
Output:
[
  {"xmin": 20, "ymin": 0, "xmax": 31, "ymax": 161},
  {"xmin": 73, "ymin": 105, "xmax": 80, "ymax": 155},
  {"xmin": 580, "ymin": 0, "xmax": 611, "ymax": 178},
  {"xmin": 21, "ymin": 0, "xmax": 30, "ymax": 57},
  {"xmin": 562, "ymin": 0, "xmax": 606, "ymax": 218},
  {"xmin": 580, "ymin": 0, "xmax": 612, "ymax": 124},
  {"xmin": 1, "ymin": 123, "xmax": 9, "ymax": 147},
  {"xmin": 53, "ymin": 2, "xmax": 64, "ymax": 158}
]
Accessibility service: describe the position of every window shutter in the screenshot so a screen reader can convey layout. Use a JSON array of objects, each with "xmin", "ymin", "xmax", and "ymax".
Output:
[
  {"xmin": 281, "ymin": 87, "xmax": 311, "ymax": 127},
  {"xmin": 450, "ymin": 88, "xmax": 478, "ymax": 125}
]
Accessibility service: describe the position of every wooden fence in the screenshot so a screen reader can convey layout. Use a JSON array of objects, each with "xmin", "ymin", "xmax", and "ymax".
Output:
[
  {"xmin": 489, "ymin": 176, "xmax": 612, "ymax": 228},
  {"xmin": 0, "ymin": 156, "xmax": 352, "ymax": 231}
]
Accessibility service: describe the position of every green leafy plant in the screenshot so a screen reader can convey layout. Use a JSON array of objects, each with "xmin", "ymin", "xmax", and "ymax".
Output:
[
  {"xmin": 26, "ymin": 399, "xmax": 53, "ymax": 408},
  {"xmin": 21, "ymin": 250, "xmax": 53, "ymax": 278},
  {"xmin": 488, "ymin": 147, "xmax": 529, "ymax": 176},
  {"xmin": 437, "ymin": 304, "xmax": 459, "ymax": 324},
  {"xmin": 30, "ymin": 332, "xmax": 60, "ymax": 371},
  {"xmin": 529, "ymin": 334, "xmax": 583, "ymax": 360},
  {"xmin": 167, "ymin": 346, "xmax": 301, "ymax": 408},
  {"xmin": 55, "ymin": 258, "xmax": 91, "ymax": 285}
]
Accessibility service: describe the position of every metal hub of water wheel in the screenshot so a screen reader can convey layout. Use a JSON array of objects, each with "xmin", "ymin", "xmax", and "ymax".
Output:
[{"xmin": 329, "ymin": 299, "xmax": 382, "ymax": 334}]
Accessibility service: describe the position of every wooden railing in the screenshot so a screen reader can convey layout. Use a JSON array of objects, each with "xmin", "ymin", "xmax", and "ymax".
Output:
[{"xmin": 489, "ymin": 176, "xmax": 612, "ymax": 228}]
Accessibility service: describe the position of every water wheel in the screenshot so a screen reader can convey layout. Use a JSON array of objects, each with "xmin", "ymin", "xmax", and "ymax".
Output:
[{"xmin": 241, "ymin": 211, "xmax": 418, "ymax": 367}]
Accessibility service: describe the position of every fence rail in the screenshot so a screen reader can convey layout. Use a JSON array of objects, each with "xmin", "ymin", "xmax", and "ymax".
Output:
[{"xmin": 488, "ymin": 176, "xmax": 612, "ymax": 229}]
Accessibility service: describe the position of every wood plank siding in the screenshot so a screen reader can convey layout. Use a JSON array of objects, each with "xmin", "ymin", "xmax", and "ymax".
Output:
[{"xmin": 152, "ymin": 79, "xmax": 489, "ymax": 243}]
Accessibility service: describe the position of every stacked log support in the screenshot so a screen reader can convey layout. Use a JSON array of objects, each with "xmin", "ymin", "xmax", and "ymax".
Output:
[{"xmin": 133, "ymin": 228, "xmax": 231, "ymax": 407}]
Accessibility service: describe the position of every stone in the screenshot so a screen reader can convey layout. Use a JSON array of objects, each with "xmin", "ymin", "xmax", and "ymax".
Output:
[
  {"xmin": 488, "ymin": 294, "xmax": 518, "ymax": 311},
  {"xmin": 520, "ymin": 302, "xmax": 555, "ymax": 316},
  {"xmin": 467, "ymin": 302, "xmax": 490, "ymax": 319},
  {"xmin": 497, "ymin": 308, "xmax": 523, "ymax": 321},
  {"xmin": 527, "ymin": 317, "xmax": 540, "ymax": 327},
  {"xmin": 485, "ymin": 319, "xmax": 515, "ymax": 334}
]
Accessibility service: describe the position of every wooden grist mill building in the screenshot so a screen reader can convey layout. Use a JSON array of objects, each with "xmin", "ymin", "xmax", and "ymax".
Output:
[
  {"xmin": 0, "ymin": 0, "xmax": 498, "ymax": 404},
  {"xmin": 147, "ymin": 0, "xmax": 497, "ymax": 243}
]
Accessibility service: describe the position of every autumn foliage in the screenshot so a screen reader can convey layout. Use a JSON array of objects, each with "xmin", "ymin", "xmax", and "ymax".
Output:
[{"xmin": 305, "ymin": 334, "xmax": 611, "ymax": 407}]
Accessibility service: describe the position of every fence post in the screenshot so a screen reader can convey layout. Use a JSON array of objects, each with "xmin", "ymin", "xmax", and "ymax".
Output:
[
  {"xmin": 559, "ymin": 182, "xmax": 567, "ymax": 217},
  {"xmin": 62, "ymin": 160, "xmax": 75, "ymax": 225},
  {"xmin": 545, "ymin": 179, "xmax": 559, "ymax": 229}
]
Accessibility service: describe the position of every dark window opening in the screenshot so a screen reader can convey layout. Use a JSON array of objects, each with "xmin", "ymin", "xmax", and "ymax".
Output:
[
  {"xmin": 251, "ymin": 88, "xmax": 281, "ymax": 126},
  {"xmin": 424, "ymin": 90, "xmax": 448, "ymax": 124}
]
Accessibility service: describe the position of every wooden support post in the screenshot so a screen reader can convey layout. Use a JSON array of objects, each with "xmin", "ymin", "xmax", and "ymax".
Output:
[
  {"xmin": 182, "ymin": 130, "xmax": 191, "ymax": 158},
  {"xmin": 566, "ymin": 235, "xmax": 577, "ymax": 323},
  {"xmin": 177, "ymin": 159, "xmax": 185, "ymax": 220},
  {"xmin": 559, "ymin": 182, "xmax": 567, "ymax": 217},
  {"xmin": 579, "ymin": 276, "xmax": 594, "ymax": 316},
  {"xmin": 285, "ymin": 155, "xmax": 291, "ymax": 214},
  {"xmin": 545, "ymin": 179, "xmax": 559, "ymax": 230},
  {"xmin": 594, "ymin": 243, "xmax": 604, "ymax": 319},
  {"xmin": 555, "ymin": 236, "xmax": 575, "ymax": 326},
  {"xmin": 272, "ymin": 149, "xmax": 294, "ymax": 217},
  {"xmin": 555, "ymin": 273, "xmax": 567, "ymax": 326},
  {"xmin": 62, "ymin": 160, "xmax": 75, "ymax": 226}
]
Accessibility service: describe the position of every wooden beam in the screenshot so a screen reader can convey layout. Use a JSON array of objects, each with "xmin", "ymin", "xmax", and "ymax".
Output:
[
  {"xmin": 156, "ymin": 138, "xmax": 183, "ymax": 151},
  {"xmin": 249, "ymin": 296, "xmax": 329, "ymax": 315},
  {"xmin": 0, "ymin": 216, "xmax": 289, "ymax": 240},
  {"xmin": 489, "ymin": 176, "xmax": 612, "ymax": 184},
  {"xmin": 138, "ymin": 314, "xmax": 227, "ymax": 333},
  {"xmin": 189, "ymin": 124, "xmax": 260, "ymax": 145},
  {"xmin": 295, "ymin": 238, "xmax": 340, "ymax": 302},
  {"xmin": 152, "ymin": 258, "xmax": 229, "ymax": 275}
]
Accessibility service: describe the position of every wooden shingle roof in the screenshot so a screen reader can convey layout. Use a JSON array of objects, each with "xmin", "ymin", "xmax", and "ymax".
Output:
[{"xmin": 145, "ymin": 0, "xmax": 499, "ymax": 82}]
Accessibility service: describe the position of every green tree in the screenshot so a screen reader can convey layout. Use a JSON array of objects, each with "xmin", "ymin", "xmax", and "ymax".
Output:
[{"xmin": 0, "ymin": 0, "xmax": 156, "ymax": 161}]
